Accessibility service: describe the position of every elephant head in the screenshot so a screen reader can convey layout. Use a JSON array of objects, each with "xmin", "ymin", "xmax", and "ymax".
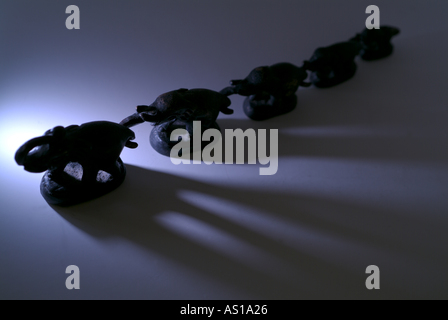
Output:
[
  {"xmin": 229, "ymin": 66, "xmax": 275, "ymax": 96},
  {"xmin": 15, "ymin": 126, "xmax": 75, "ymax": 173},
  {"xmin": 134, "ymin": 88, "xmax": 196, "ymax": 125},
  {"xmin": 303, "ymin": 41, "xmax": 362, "ymax": 73}
]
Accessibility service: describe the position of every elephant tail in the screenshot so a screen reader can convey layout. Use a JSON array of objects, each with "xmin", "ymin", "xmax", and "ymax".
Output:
[
  {"xmin": 220, "ymin": 106, "xmax": 234, "ymax": 115},
  {"xmin": 125, "ymin": 140, "xmax": 138, "ymax": 149},
  {"xmin": 124, "ymin": 127, "xmax": 138, "ymax": 149},
  {"xmin": 219, "ymin": 94, "xmax": 234, "ymax": 115}
]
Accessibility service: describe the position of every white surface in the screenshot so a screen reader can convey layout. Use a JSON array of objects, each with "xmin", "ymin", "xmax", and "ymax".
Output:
[{"xmin": 1, "ymin": 0, "xmax": 448, "ymax": 299}]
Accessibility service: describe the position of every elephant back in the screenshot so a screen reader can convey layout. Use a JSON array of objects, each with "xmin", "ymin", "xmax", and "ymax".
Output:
[
  {"xmin": 185, "ymin": 89, "xmax": 231, "ymax": 119},
  {"xmin": 151, "ymin": 89, "xmax": 189, "ymax": 115},
  {"xmin": 67, "ymin": 121, "xmax": 134, "ymax": 161},
  {"xmin": 311, "ymin": 41, "xmax": 361, "ymax": 65},
  {"xmin": 270, "ymin": 63, "xmax": 308, "ymax": 97}
]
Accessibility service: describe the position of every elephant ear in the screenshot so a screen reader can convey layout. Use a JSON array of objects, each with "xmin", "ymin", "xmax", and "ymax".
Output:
[
  {"xmin": 44, "ymin": 126, "xmax": 65, "ymax": 138},
  {"xmin": 137, "ymin": 105, "xmax": 151, "ymax": 113},
  {"xmin": 171, "ymin": 97, "xmax": 195, "ymax": 121},
  {"xmin": 64, "ymin": 125, "xmax": 79, "ymax": 133},
  {"xmin": 69, "ymin": 137, "xmax": 93, "ymax": 157},
  {"xmin": 15, "ymin": 136, "xmax": 53, "ymax": 166},
  {"xmin": 178, "ymin": 107, "xmax": 195, "ymax": 121},
  {"xmin": 230, "ymin": 79, "xmax": 244, "ymax": 86},
  {"xmin": 52, "ymin": 126, "xmax": 66, "ymax": 138},
  {"xmin": 246, "ymin": 67, "xmax": 268, "ymax": 85}
]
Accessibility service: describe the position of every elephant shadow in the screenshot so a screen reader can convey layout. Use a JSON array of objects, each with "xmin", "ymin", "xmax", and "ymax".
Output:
[{"xmin": 51, "ymin": 164, "xmax": 440, "ymax": 299}]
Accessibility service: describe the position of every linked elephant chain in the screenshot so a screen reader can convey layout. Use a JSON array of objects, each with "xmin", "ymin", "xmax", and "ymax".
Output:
[{"xmin": 15, "ymin": 26, "xmax": 399, "ymax": 206}]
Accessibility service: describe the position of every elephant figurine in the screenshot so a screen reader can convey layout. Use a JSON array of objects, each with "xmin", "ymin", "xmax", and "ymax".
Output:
[
  {"xmin": 351, "ymin": 26, "xmax": 400, "ymax": 61},
  {"xmin": 15, "ymin": 121, "xmax": 137, "ymax": 206},
  {"xmin": 303, "ymin": 41, "xmax": 362, "ymax": 88},
  {"xmin": 120, "ymin": 88, "xmax": 232, "ymax": 157},
  {"xmin": 220, "ymin": 62, "xmax": 310, "ymax": 121}
]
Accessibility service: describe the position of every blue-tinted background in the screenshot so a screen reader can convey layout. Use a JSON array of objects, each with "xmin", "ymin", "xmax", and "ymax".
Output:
[{"xmin": 1, "ymin": 0, "xmax": 448, "ymax": 299}]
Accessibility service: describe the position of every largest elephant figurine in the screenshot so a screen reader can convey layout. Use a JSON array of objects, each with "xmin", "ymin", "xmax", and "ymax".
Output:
[{"xmin": 15, "ymin": 121, "xmax": 137, "ymax": 206}]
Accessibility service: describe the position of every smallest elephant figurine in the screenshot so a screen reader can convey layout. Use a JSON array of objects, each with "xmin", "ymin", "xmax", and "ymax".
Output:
[
  {"xmin": 220, "ymin": 62, "xmax": 310, "ymax": 121},
  {"xmin": 15, "ymin": 121, "xmax": 137, "ymax": 206},
  {"xmin": 351, "ymin": 26, "xmax": 400, "ymax": 60},
  {"xmin": 303, "ymin": 41, "xmax": 362, "ymax": 88}
]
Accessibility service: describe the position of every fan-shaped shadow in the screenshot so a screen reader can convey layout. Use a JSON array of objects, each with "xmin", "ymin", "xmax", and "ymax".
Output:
[{"xmin": 52, "ymin": 164, "xmax": 447, "ymax": 299}]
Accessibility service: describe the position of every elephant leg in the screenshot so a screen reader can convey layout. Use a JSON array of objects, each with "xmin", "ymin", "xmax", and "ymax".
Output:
[
  {"xmin": 81, "ymin": 163, "xmax": 99, "ymax": 184},
  {"xmin": 311, "ymin": 62, "xmax": 356, "ymax": 88},
  {"xmin": 185, "ymin": 121, "xmax": 194, "ymax": 137},
  {"xmin": 333, "ymin": 62, "xmax": 357, "ymax": 83},
  {"xmin": 102, "ymin": 160, "xmax": 122, "ymax": 179},
  {"xmin": 184, "ymin": 119, "xmax": 207, "ymax": 137},
  {"xmin": 243, "ymin": 92, "xmax": 296, "ymax": 121},
  {"xmin": 360, "ymin": 43, "xmax": 393, "ymax": 60},
  {"xmin": 48, "ymin": 163, "xmax": 69, "ymax": 184},
  {"xmin": 160, "ymin": 117, "xmax": 177, "ymax": 133},
  {"xmin": 248, "ymin": 92, "xmax": 275, "ymax": 108}
]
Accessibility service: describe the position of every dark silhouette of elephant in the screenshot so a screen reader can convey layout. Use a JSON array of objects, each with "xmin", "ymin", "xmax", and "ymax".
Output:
[
  {"xmin": 351, "ymin": 26, "xmax": 400, "ymax": 60},
  {"xmin": 119, "ymin": 88, "xmax": 232, "ymax": 157},
  {"xmin": 120, "ymin": 88, "xmax": 232, "ymax": 133},
  {"xmin": 220, "ymin": 62, "xmax": 310, "ymax": 121},
  {"xmin": 220, "ymin": 62, "xmax": 310, "ymax": 97},
  {"xmin": 303, "ymin": 41, "xmax": 362, "ymax": 88},
  {"xmin": 16, "ymin": 121, "xmax": 137, "ymax": 179},
  {"xmin": 15, "ymin": 121, "xmax": 137, "ymax": 206}
]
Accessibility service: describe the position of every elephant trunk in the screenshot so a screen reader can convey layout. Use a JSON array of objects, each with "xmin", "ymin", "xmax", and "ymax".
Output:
[
  {"xmin": 119, "ymin": 112, "xmax": 145, "ymax": 128},
  {"xmin": 389, "ymin": 27, "xmax": 400, "ymax": 37},
  {"xmin": 136, "ymin": 105, "xmax": 161, "ymax": 123},
  {"xmin": 15, "ymin": 136, "xmax": 54, "ymax": 173}
]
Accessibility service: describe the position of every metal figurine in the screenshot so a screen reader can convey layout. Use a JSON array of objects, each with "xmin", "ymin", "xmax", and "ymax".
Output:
[
  {"xmin": 351, "ymin": 26, "xmax": 400, "ymax": 61},
  {"xmin": 15, "ymin": 121, "xmax": 137, "ymax": 206},
  {"xmin": 220, "ymin": 62, "xmax": 310, "ymax": 121},
  {"xmin": 120, "ymin": 88, "xmax": 232, "ymax": 156},
  {"xmin": 303, "ymin": 41, "xmax": 362, "ymax": 88}
]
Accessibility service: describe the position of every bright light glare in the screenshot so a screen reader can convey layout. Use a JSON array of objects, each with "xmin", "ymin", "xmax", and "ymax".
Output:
[
  {"xmin": 0, "ymin": 123, "xmax": 45, "ymax": 162},
  {"xmin": 0, "ymin": 106, "xmax": 84, "ymax": 162}
]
